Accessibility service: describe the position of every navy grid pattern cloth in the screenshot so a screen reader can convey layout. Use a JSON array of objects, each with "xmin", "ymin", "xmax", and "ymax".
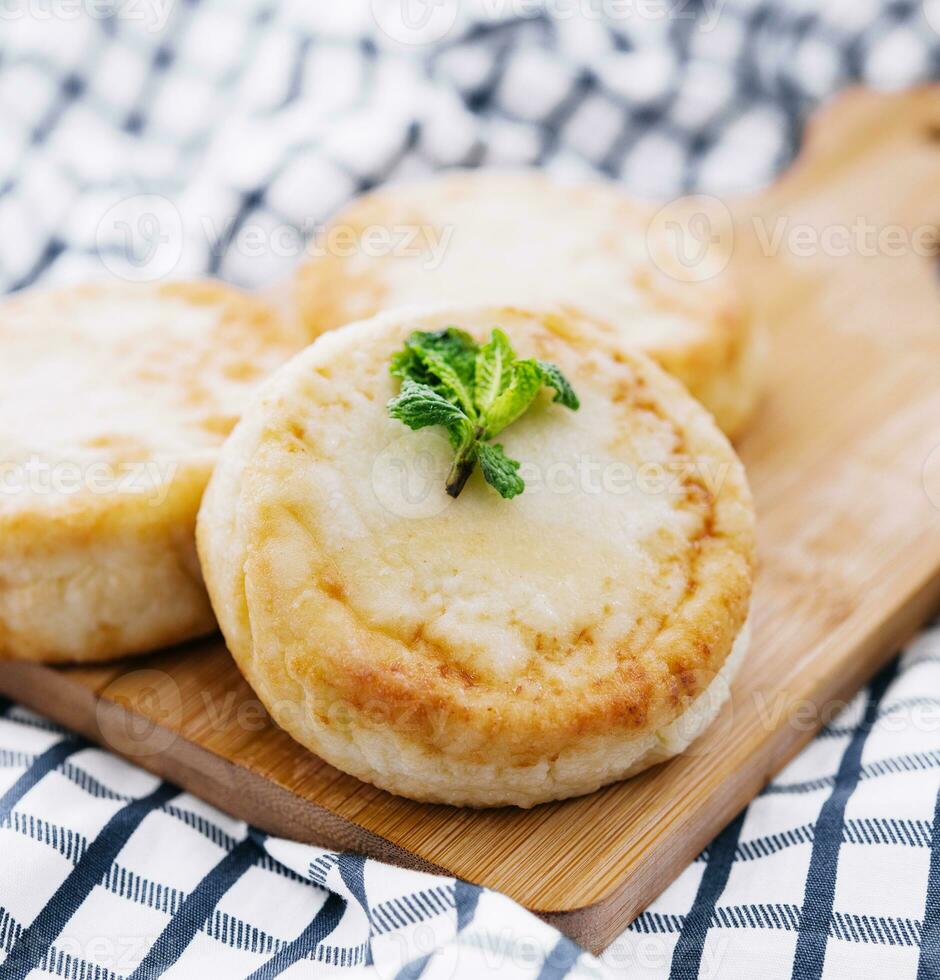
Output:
[
  {"xmin": 2, "ymin": 1, "xmax": 940, "ymax": 977},
  {"xmin": 2, "ymin": 628, "xmax": 940, "ymax": 978}
]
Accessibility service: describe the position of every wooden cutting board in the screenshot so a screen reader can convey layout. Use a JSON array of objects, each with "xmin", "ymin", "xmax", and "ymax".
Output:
[{"xmin": 3, "ymin": 88, "xmax": 940, "ymax": 955}]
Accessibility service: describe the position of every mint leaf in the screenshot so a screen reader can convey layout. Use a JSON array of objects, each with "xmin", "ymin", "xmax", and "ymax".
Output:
[
  {"xmin": 387, "ymin": 326, "xmax": 578, "ymax": 499},
  {"xmin": 536, "ymin": 360, "xmax": 580, "ymax": 409},
  {"xmin": 474, "ymin": 328, "xmax": 515, "ymax": 414},
  {"xmin": 483, "ymin": 359, "xmax": 544, "ymax": 438},
  {"xmin": 413, "ymin": 346, "xmax": 476, "ymax": 417},
  {"xmin": 388, "ymin": 379, "xmax": 473, "ymax": 435},
  {"xmin": 418, "ymin": 328, "xmax": 478, "ymax": 387},
  {"xmin": 391, "ymin": 328, "xmax": 477, "ymax": 415},
  {"xmin": 477, "ymin": 442, "xmax": 524, "ymax": 499}
]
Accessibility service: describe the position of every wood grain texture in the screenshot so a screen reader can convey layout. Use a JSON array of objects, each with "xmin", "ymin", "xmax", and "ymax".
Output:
[{"xmin": 3, "ymin": 87, "xmax": 940, "ymax": 955}]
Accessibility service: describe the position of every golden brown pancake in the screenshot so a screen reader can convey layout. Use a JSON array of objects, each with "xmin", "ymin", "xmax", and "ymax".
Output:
[
  {"xmin": 198, "ymin": 305, "xmax": 755, "ymax": 807},
  {"xmin": 292, "ymin": 170, "xmax": 764, "ymax": 437},
  {"xmin": 0, "ymin": 280, "xmax": 304, "ymax": 662}
]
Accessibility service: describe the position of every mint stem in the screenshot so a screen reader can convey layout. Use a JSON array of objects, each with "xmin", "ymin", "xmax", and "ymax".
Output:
[
  {"xmin": 445, "ymin": 456, "xmax": 476, "ymax": 497},
  {"xmin": 445, "ymin": 426, "xmax": 484, "ymax": 497}
]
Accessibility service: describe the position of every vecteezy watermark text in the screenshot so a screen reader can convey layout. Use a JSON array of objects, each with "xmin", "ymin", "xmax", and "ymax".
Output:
[
  {"xmin": 0, "ymin": 0, "xmax": 174, "ymax": 31},
  {"xmin": 0, "ymin": 456, "xmax": 176, "ymax": 506},
  {"xmin": 751, "ymin": 214, "xmax": 939, "ymax": 260},
  {"xmin": 199, "ymin": 215, "xmax": 455, "ymax": 268},
  {"xmin": 371, "ymin": 429, "xmax": 733, "ymax": 519},
  {"xmin": 95, "ymin": 193, "xmax": 456, "ymax": 282},
  {"xmin": 647, "ymin": 197, "xmax": 940, "ymax": 282}
]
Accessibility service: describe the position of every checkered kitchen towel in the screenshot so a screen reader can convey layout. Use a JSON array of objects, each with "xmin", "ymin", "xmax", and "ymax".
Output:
[{"xmin": 2, "ymin": 1, "xmax": 940, "ymax": 977}]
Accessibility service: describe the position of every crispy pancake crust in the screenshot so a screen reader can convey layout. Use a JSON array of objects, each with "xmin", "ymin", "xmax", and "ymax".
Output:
[
  {"xmin": 198, "ymin": 306, "xmax": 755, "ymax": 807},
  {"xmin": 292, "ymin": 171, "xmax": 764, "ymax": 437},
  {"xmin": 0, "ymin": 281, "xmax": 304, "ymax": 663}
]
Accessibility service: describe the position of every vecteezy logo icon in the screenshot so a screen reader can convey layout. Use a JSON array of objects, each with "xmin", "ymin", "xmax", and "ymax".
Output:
[
  {"xmin": 370, "ymin": 0, "xmax": 459, "ymax": 46},
  {"xmin": 646, "ymin": 194, "xmax": 734, "ymax": 283},
  {"xmin": 95, "ymin": 669, "xmax": 182, "ymax": 758},
  {"xmin": 371, "ymin": 428, "xmax": 455, "ymax": 519},
  {"xmin": 96, "ymin": 193, "xmax": 183, "ymax": 282}
]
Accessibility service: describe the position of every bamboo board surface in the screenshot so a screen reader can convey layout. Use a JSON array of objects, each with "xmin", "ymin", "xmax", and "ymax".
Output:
[{"xmin": 3, "ymin": 88, "xmax": 940, "ymax": 954}]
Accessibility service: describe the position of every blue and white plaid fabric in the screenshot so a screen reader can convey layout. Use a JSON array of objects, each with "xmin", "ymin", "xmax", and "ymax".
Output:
[
  {"xmin": 2, "ymin": 1, "xmax": 940, "ymax": 977},
  {"xmin": 3, "ymin": 626, "xmax": 940, "ymax": 978}
]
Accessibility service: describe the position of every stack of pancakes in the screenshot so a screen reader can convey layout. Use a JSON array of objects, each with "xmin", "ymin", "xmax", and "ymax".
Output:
[{"xmin": 1, "ymin": 172, "xmax": 760, "ymax": 807}]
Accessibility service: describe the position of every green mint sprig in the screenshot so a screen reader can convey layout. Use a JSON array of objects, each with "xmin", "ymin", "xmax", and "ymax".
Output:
[{"xmin": 387, "ymin": 327, "xmax": 579, "ymax": 499}]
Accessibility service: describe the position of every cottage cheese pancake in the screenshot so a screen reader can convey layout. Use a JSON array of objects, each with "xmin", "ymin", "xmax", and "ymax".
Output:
[
  {"xmin": 0, "ymin": 281, "xmax": 304, "ymax": 663},
  {"xmin": 198, "ymin": 306, "xmax": 755, "ymax": 807},
  {"xmin": 292, "ymin": 171, "xmax": 764, "ymax": 437}
]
